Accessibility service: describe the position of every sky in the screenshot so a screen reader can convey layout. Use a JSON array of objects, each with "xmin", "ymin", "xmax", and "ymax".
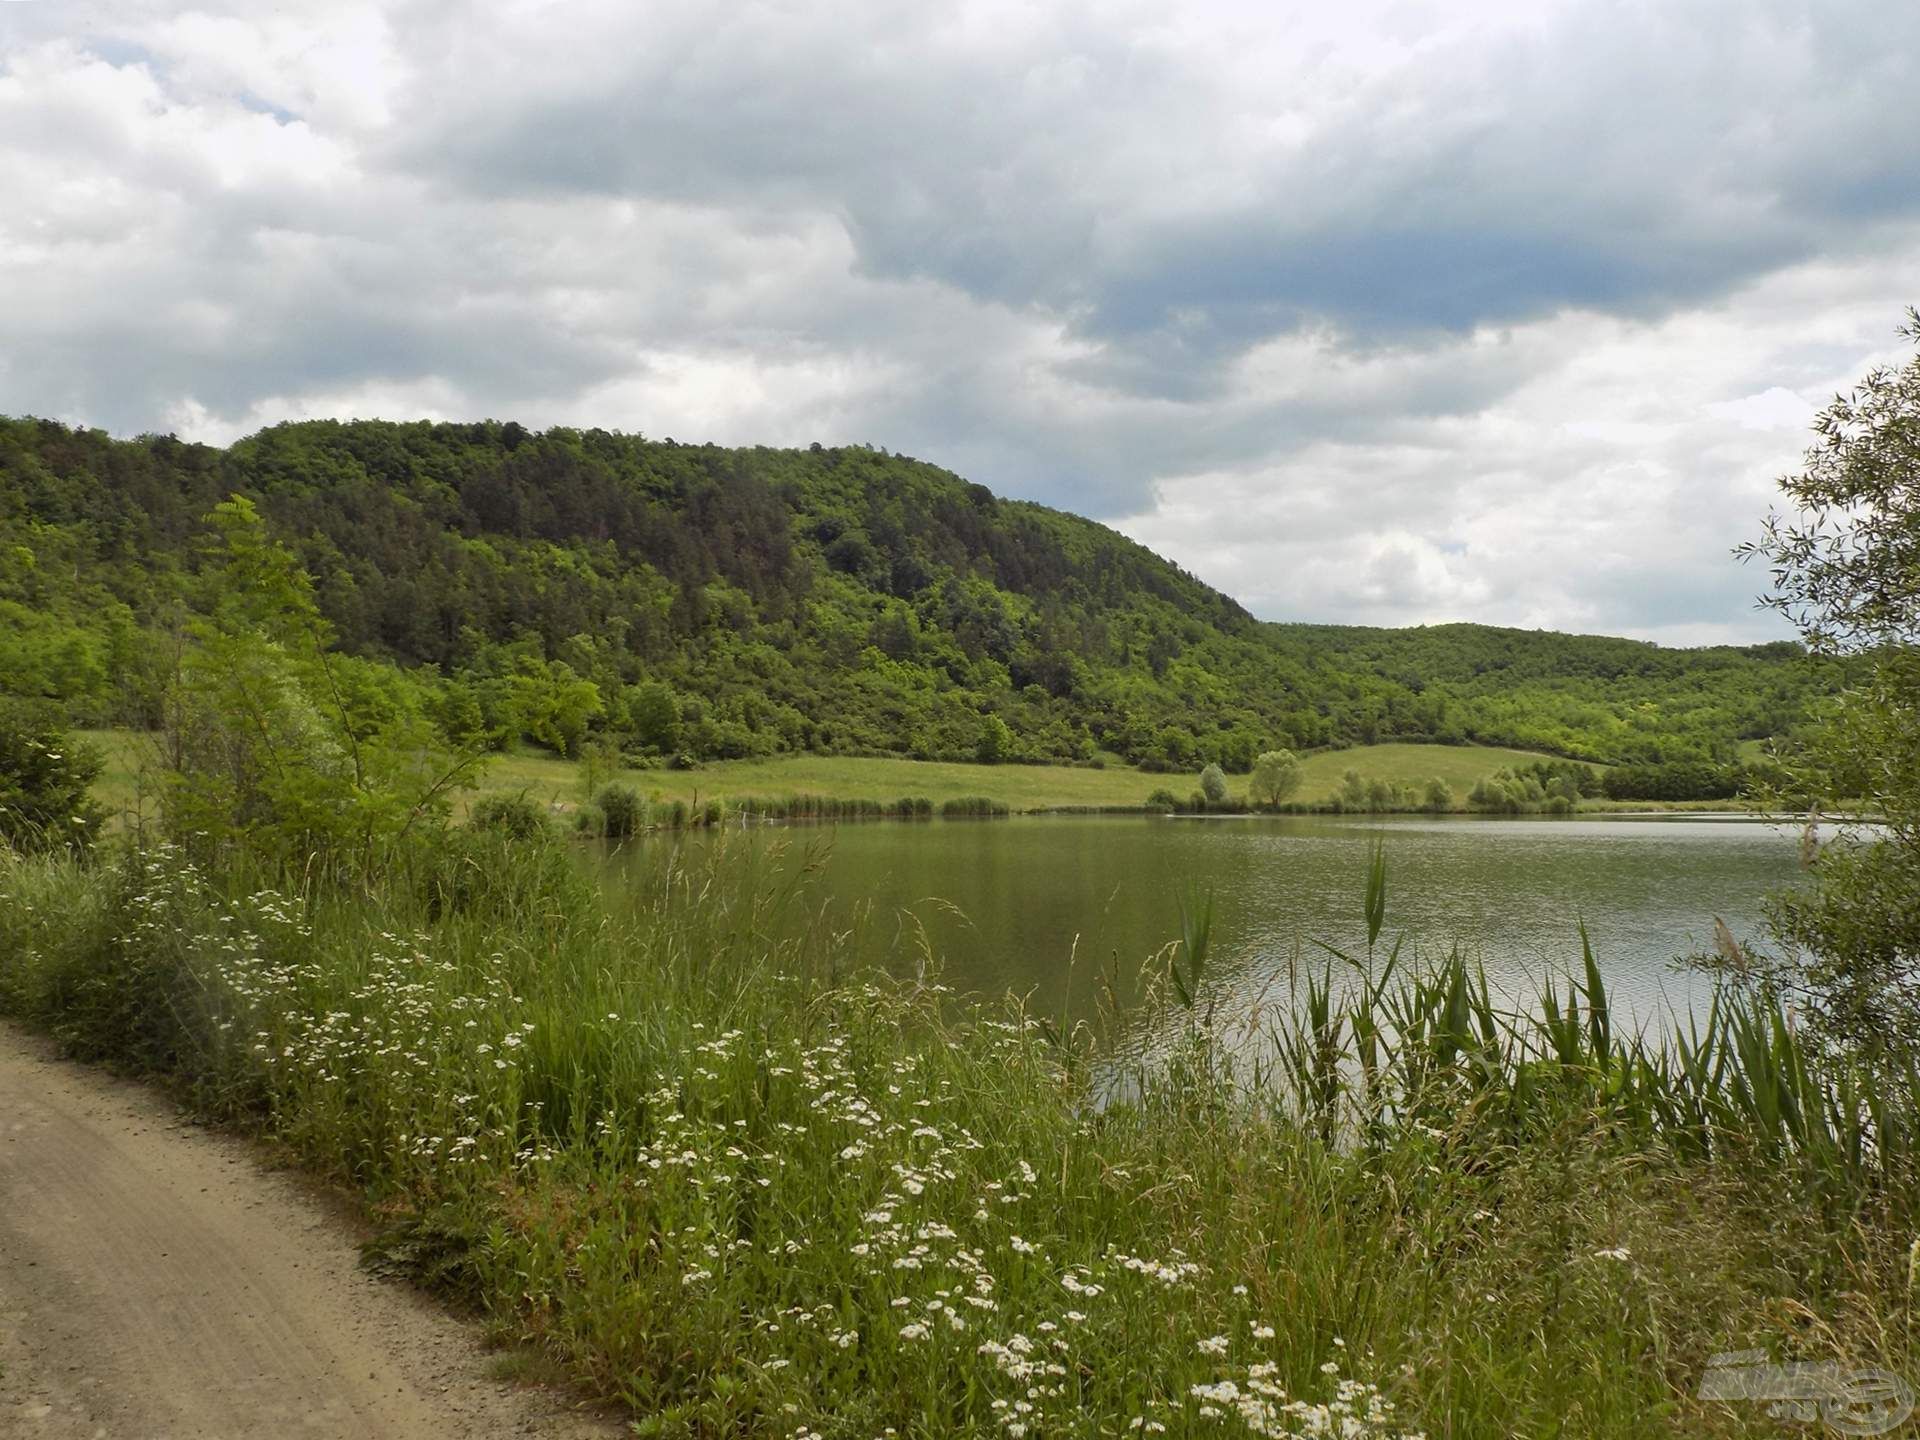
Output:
[{"xmin": 2, "ymin": 1, "xmax": 1915, "ymax": 644}]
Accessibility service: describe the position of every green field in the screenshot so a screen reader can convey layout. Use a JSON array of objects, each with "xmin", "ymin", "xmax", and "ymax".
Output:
[{"xmin": 83, "ymin": 730, "xmax": 1581, "ymax": 817}]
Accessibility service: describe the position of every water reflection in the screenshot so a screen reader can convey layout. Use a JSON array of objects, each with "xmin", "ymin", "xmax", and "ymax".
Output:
[{"xmin": 601, "ymin": 813, "xmax": 1807, "ymax": 1057}]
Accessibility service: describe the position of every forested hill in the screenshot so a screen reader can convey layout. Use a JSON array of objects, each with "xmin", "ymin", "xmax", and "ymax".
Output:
[{"xmin": 0, "ymin": 415, "xmax": 1838, "ymax": 769}]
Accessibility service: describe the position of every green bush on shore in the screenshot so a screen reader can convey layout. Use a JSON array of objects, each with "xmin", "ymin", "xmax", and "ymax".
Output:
[
  {"xmin": 468, "ymin": 791, "xmax": 553, "ymax": 841},
  {"xmin": 593, "ymin": 782, "xmax": 645, "ymax": 839}
]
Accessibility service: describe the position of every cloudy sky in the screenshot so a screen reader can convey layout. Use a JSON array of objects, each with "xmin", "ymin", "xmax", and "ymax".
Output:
[{"xmin": 2, "ymin": 1, "xmax": 1915, "ymax": 643}]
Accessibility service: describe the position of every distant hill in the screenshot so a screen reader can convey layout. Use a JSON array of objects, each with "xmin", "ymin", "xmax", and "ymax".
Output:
[{"xmin": 0, "ymin": 416, "xmax": 1841, "ymax": 769}]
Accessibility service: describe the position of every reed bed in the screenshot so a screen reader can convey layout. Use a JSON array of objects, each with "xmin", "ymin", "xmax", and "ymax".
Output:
[
  {"xmin": 730, "ymin": 795, "xmax": 937, "ymax": 822},
  {"xmin": 940, "ymin": 796, "xmax": 1013, "ymax": 818}
]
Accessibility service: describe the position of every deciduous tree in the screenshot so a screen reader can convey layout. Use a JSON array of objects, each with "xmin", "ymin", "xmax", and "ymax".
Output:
[
  {"xmin": 1249, "ymin": 749, "xmax": 1301, "ymax": 809},
  {"xmin": 1732, "ymin": 309, "xmax": 1920, "ymax": 1055}
]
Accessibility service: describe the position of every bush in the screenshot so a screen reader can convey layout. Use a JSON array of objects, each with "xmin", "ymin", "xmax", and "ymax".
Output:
[
  {"xmin": 1145, "ymin": 788, "xmax": 1181, "ymax": 811},
  {"xmin": 468, "ymin": 792, "xmax": 554, "ymax": 840},
  {"xmin": 594, "ymin": 782, "xmax": 646, "ymax": 839},
  {"xmin": 0, "ymin": 706, "xmax": 104, "ymax": 854},
  {"xmin": 1198, "ymin": 762, "xmax": 1229, "ymax": 806},
  {"xmin": 573, "ymin": 803, "xmax": 607, "ymax": 840}
]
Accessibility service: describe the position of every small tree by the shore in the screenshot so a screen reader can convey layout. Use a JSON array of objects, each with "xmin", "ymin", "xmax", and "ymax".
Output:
[
  {"xmin": 1198, "ymin": 762, "xmax": 1229, "ymax": 807},
  {"xmin": 1249, "ymin": 749, "xmax": 1302, "ymax": 809}
]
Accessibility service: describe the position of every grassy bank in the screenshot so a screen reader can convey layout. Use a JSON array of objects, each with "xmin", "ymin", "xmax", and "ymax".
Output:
[
  {"xmin": 2, "ymin": 835, "xmax": 1913, "ymax": 1437},
  {"xmin": 81, "ymin": 731, "xmax": 1590, "ymax": 819}
]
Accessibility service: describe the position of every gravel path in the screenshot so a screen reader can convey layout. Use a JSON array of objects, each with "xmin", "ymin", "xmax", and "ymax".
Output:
[{"xmin": 0, "ymin": 1023, "xmax": 616, "ymax": 1439}]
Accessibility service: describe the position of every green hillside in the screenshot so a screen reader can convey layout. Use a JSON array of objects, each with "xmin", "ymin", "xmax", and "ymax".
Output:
[{"xmin": 2, "ymin": 416, "xmax": 1841, "ymax": 774}]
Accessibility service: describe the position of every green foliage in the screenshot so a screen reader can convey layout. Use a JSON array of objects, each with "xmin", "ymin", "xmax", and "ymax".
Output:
[
  {"xmin": 1599, "ymin": 760, "xmax": 1743, "ymax": 801},
  {"xmin": 1334, "ymin": 769, "xmax": 1438, "ymax": 813},
  {"xmin": 625, "ymin": 681, "xmax": 681, "ymax": 754},
  {"xmin": 469, "ymin": 792, "xmax": 554, "ymax": 841},
  {"xmin": 155, "ymin": 496, "xmax": 480, "ymax": 881},
  {"xmin": 1727, "ymin": 311, "xmax": 1920, "ymax": 1058},
  {"xmin": 974, "ymin": 714, "xmax": 1013, "ymax": 765},
  {"xmin": 0, "ymin": 417, "xmax": 1842, "ymax": 775},
  {"xmin": 0, "ymin": 703, "xmax": 104, "ymax": 853},
  {"xmin": 1468, "ymin": 759, "xmax": 1603, "ymax": 813},
  {"xmin": 1247, "ymin": 748, "xmax": 1301, "ymax": 808},
  {"xmin": 594, "ymin": 781, "xmax": 645, "ymax": 839},
  {"xmin": 576, "ymin": 735, "xmax": 624, "ymax": 800},
  {"xmin": 1198, "ymin": 761, "xmax": 1228, "ymax": 806}
]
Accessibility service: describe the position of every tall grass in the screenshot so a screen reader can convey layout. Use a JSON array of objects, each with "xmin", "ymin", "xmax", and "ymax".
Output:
[
  {"xmin": 730, "ymin": 794, "xmax": 935, "ymax": 822},
  {"xmin": 940, "ymin": 795, "xmax": 1012, "ymax": 818},
  {"xmin": 1, "ymin": 835, "xmax": 1913, "ymax": 1437}
]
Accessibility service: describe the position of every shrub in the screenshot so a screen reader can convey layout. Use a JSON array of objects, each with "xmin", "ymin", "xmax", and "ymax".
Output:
[
  {"xmin": 1145, "ymin": 788, "xmax": 1181, "ymax": 811},
  {"xmin": 0, "ymin": 705, "xmax": 104, "ymax": 854},
  {"xmin": 469, "ymin": 792, "xmax": 554, "ymax": 840},
  {"xmin": 1198, "ymin": 762, "xmax": 1229, "ymax": 806},
  {"xmin": 594, "ymin": 782, "xmax": 646, "ymax": 839}
]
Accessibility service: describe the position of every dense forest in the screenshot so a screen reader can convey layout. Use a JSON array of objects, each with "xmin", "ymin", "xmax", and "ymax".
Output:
[{"xmin": 0, "ymin": 415, "xmax": 1842, "ymax": 770}]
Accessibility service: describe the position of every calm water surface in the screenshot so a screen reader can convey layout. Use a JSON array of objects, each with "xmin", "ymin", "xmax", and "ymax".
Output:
[{"xmin": 609, "ymin": 814, "xmax": 1807, "ymax": 1046}]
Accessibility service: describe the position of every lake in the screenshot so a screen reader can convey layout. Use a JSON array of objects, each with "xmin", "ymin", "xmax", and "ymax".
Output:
[{"xmin": 606, "ymin": 813, "xmax": 1809, "ymax": 1051}]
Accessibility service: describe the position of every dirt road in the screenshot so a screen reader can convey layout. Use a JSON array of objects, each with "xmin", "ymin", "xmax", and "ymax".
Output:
[{"xmin": 0, "ymin": 1024, "xmax": 615, "ymax": 1439}]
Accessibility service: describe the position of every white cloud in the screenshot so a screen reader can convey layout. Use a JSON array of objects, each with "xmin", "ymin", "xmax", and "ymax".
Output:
[{"xmin": 1119, "ymin": 244, "xmax": 1920, "ymax": 640}]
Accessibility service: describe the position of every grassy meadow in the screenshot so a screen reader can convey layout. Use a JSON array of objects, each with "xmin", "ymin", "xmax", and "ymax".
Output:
[
  {"xmin": 80, "ymin": 730, "xmax": 1591, "ymax": 819},
  {"xmin": 1, "ymin": 833, "xmax": 1913, "ymax": 1437}
]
